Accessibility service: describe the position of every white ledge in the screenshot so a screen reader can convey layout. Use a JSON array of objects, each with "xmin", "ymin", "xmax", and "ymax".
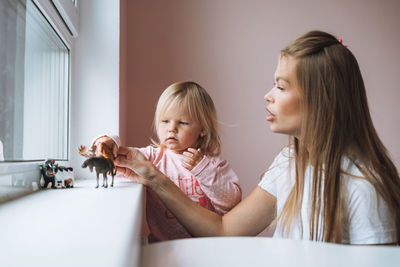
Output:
[
  {"xmin": 142, "ymin": 236, "xmax": 400, "ymax": 267},
  {"xmin": 0, "ymin": 179, "xmax": 144, "ymax": 267}
]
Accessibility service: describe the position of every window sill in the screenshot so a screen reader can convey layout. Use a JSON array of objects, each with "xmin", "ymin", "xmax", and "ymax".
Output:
[
  {"xmin": 0, "ymin": 179, "xmax": 144, "ymax": 267},
  {"xmin": 0, "ymin": 161, "xmax": 42, "ymax": 203}
]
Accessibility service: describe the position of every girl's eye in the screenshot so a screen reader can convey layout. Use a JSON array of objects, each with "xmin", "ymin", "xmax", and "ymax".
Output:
[
  {"xmin": 179, "ymin": 121, "xmax": 189, "ymax": 125},
  {"xmin": 161, "ymin": 120, "xmax": 169, "ymax": 123}
]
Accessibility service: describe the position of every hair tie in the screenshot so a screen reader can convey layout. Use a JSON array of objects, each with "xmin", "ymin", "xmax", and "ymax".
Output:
[{"xmin": 337, "ymin": 38, "xmax": 348, "ymax": 48}]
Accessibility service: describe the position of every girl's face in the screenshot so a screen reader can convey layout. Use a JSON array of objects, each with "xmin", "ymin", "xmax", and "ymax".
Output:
[
  {"xmin": 157, "ymin": 104, "xmax": 205, "ymax": 154},
  {"xmin": 264, "ymin": 56, "xmax": 303, "ymax": 138}
]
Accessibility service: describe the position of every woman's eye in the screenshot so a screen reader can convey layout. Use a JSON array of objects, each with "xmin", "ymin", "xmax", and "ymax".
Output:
[{"xmin": 274, "ymin": 82, "xmax": 284, "ymax": 90}]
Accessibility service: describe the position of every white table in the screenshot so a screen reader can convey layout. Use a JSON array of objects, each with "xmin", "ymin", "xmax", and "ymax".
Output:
[{"xmin": 142, "ymin": 236, "xmax": 400, "ymax": 267}]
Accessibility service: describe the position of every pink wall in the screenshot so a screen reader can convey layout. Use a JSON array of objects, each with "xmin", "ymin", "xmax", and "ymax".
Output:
[{"xmin": 120, "ymin": 0, "xmax": 400, "ymax": 232}]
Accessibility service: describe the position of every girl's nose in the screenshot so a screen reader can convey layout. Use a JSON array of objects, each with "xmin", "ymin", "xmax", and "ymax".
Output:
[{"xmin": 168, "ymin": 122, "xmax": 177, "ymax": 132}]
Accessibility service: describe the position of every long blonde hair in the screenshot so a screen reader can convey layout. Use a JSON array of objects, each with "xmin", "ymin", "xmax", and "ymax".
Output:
[
  {"xmin": 279, "ymin": 31, "xmax": 400, "ymax": 243},
  {"xmin": 153, "ymin": 81, "xmax": 221, "ymax": 156}
]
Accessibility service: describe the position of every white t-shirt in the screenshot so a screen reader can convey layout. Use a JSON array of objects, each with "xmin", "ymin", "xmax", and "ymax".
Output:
[{"xmin": 258, "ymin": 147, "xmax": 397, "ymax": 244}]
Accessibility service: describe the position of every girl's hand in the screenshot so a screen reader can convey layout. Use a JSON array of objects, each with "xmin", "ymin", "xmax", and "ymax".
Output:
[
  {"xmin": 93, "ymin": 136, "xmax": 118, "ymax": 158},
  {"xmin": 114, "ymin": 146, "xmax": 161, "ymax": 187},
  {"xmin": 182, "ymin": 148, "xmax": 203, "ymax": 171}
]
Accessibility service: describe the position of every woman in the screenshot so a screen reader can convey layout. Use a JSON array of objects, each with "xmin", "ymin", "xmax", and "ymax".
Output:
[{"xmin": 114, "ymin": 31, "xmax": 400, "ymax": 245}]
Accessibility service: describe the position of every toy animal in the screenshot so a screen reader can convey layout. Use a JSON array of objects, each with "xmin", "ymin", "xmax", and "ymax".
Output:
[
  {"xmin": 78, "ymin": 145, "xmax": 96, "ymax": 158},
  {"xmin": 78, "ymin": 144, "xmax": 114, "ymax": 160},
  {"xmin": 64, "ymin": 178, "xmax": 74, "ymax": 188},
  {"xmin": 39, "ymin": 160, "xmax": 74, "ymax": 189},
  {"xmin": 99, "ymin": 142, "xmax": 114, "ymax": 160},
  {"xmin": 57, "ymin": 166, "xmax": 74, "ymax": 188},
  {"xmin": 39, "ymin": 159, "xmax": 58, "ymax": 188},
  {"xmin": 81, "ymin": 156, "xmax": 115, "ymax": 188}
]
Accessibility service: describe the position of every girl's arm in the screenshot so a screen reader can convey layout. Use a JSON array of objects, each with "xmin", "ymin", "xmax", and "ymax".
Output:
[
  {"xmin": 115, "ymin": 146, "xmax": 276, "ymax": 236},
  {"xmin": 190, "ymin": 157, "xmax": 242, "ymax": 214}
]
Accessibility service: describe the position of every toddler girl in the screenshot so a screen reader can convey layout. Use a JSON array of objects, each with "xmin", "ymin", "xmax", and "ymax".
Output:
[{"xmin": 93, "ymin": 81, "xmax": 242, "ymax": 243}]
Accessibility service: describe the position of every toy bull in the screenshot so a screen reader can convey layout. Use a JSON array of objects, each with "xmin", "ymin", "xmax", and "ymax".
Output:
[{"xmin": 81, "ymin": 156, "xmax": 115, "ymax": 188}]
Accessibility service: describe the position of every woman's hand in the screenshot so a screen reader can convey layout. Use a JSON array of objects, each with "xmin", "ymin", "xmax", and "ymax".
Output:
[
  {"xmin": 114, "ymin": 146, "xmax": 161, "ymax": 187},
  {"xmin": 182, "ymin": 148, "xmax": 203, "ymax": 171}
]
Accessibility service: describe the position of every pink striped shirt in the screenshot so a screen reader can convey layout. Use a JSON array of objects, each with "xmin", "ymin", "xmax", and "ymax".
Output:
[{"xmin": 138, "ymin": 146, "xmax": 242, "ymax": 242}]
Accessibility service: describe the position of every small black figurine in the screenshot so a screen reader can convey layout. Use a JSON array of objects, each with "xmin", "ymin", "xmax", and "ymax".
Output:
[
  {"xmin": 39, "ymin": 160, "xmax": 74, "ymax": 189},
  {"xmin": 81, "ymin": 156, "xmax": 115, "ymax": 188},
  {"xmin": 39, "ymin": 159, "xmax": 58, "ymax": 188}
]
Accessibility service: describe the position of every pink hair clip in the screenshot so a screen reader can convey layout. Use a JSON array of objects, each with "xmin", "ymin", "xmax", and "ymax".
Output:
[{"xmin": 337, "ymin": 38, "xmax": 348, "ymax": 48}]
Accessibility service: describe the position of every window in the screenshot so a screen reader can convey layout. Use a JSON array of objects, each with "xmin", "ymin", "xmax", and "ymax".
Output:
[{"xmin": 0, "ymin": 0, "xmax": 73, "ymax": 201}]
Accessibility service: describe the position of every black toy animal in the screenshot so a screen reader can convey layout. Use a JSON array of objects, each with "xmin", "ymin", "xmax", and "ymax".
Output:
[
  {"xmin": 81, "ymin": 156, "xmax": 115, "ymax": 188},
  {"xmin": 39, "ymin": 159, "xmax": 58, "ymax": 188}
]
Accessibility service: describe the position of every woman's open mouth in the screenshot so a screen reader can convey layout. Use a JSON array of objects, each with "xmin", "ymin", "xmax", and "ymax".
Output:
[{"xmin": 266, "ymin": 107, "xmax": 275, "ymax": 121}]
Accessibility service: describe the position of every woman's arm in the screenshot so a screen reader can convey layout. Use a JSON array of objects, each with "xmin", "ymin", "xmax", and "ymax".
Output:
[{"xmin": 115, "ymin": 146, "xmax": 276, "ymax": 237}]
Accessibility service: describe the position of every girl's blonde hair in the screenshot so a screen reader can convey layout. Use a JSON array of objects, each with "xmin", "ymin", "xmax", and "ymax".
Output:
[
  {"xmin": 153, "ymin": 81, "xmax": 221, "ymax": 156},
  {"xmin": 279, "ymin": 31, "xmax": 400, "ymax": 243}
]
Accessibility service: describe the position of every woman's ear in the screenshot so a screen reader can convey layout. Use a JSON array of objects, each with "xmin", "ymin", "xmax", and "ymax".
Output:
[{"xmin": 200, "ymin": 129, "xmax": 207, "ymax": 137}]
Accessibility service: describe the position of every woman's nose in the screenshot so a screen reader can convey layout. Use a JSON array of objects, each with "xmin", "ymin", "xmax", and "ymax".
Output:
[{"xmin": 264, "ymin": 88, "xmax": 274, "ymax": 103}]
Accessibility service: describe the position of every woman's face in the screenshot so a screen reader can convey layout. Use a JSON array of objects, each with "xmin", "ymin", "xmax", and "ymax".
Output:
[{"xmin": 264, "ymin": 56, "xmax": 303, "ymax": 138}]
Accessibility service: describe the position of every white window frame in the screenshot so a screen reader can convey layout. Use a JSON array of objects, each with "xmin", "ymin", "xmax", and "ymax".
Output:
[
  {"xmin": 0, "ymin": 0, "xmax": 77, "ymax": 201},
  {"xmin": 34, "ymin": 0, "xmax": 78, "ymax": 47},
  {"xmin": 51, "ymin": 0, "xmax": 79, "ymax": 37}
]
